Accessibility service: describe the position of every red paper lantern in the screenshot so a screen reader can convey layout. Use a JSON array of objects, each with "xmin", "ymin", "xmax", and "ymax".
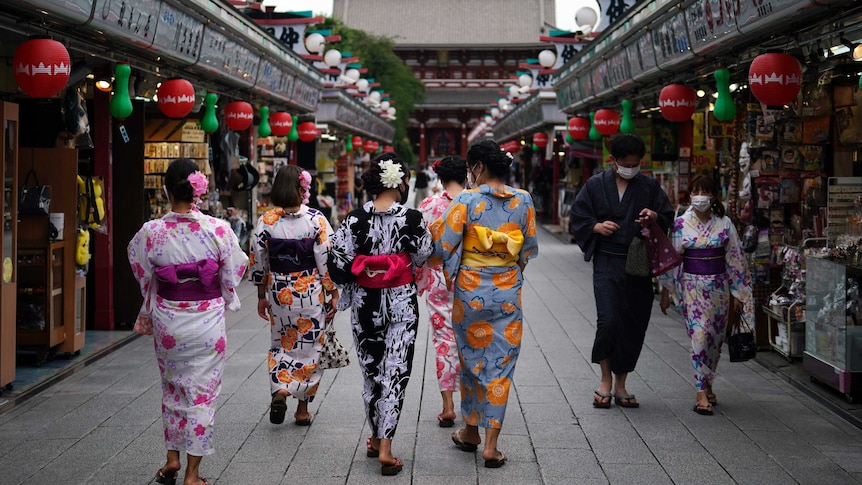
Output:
[
  {"xmin": 371, "ymin": 141, "xmax": 380, "ymax": 152},
  {"xmin": 13, "ymin": 37, "xmax": 71, "ymax": 98},
  {"xmin": 748, "ymin": 53, "xmax": 802, "ymax": 107},
  {"xmin": 363, "ymin": 139, "xmax": 376, "ymax": 153},
  {"xmin": 659, "ymin": 84, "xmax": 697, "ymax": 122},
  {"xmin": 297, "ymin": 121, "xmax": 319, "ymax": 142},
  {"xmin": 270, "ymin": 111, "xmax": 293, "ymax": 137},
  {"xmin": 594, "ymin": 109, "xmax": 621, "ymax": 136},
  {"xmin": 533, "ymin": 132, "xmax": 549, "ymax": 148},
  {"xmin": 568, "ymin": 117, "xmax": 590, "ymax": 140},
  {"xmin": 352, "ymin": 136, "xmax": 363, "ymax": 152},
  {"xmin": 224, "ymin": 101, "xmax": 254, "ymax": 131},
  {"xmin": 156, "ymin": 78, "xmax": 195, "ymax": 119},
  {"xmin": 383, "ymin": 145, "xmax": 394, "ymax": 152}
]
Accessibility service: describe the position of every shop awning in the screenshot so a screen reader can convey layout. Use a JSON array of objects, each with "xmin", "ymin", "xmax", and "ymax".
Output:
[{"xmin": 316, "ymin": 90, "xmax": 395, "ymax": 143}]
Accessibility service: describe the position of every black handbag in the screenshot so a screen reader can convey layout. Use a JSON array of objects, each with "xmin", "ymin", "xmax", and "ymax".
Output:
[
  {"xmin": 727, "ymin": 312, "xmax": 757, "ymax": 362},
  {"xmin": 19, "ymin": 168, "xmax": 51, "ymax": 216}
]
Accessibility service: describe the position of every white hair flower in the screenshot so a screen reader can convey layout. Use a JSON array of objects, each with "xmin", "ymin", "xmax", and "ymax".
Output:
[{"xmin": 379, "ymin": 159, "xmax": 404, "ymax": 189}]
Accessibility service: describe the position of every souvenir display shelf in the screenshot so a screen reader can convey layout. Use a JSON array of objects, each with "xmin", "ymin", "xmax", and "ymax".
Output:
[
  {"xmin": 804, "ymin": 256, "xmax": 862, "ymax": 403},
  {"xmin": 143, "ymin": 120, "xmax": 209, "ymax": 220},
  {"xmin": 0, "ymin": 102, "xmax": 17, "ymax": 390},
  {"xmin": 826, "ymin": 177, "xmax": 862, "ymax": 245},
  {"xmin": 255, "ymin": 137, "xmax": 288, "ymax": 213}
]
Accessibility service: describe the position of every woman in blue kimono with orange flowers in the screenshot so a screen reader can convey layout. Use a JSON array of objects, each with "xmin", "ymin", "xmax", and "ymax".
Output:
[
  {"xmin": 431, "ymin": 139, "xmax": 538, "ymax": 469},
  {"xmin": 251, "ymin": 165, "xmax": 338, "ymax": 427}
]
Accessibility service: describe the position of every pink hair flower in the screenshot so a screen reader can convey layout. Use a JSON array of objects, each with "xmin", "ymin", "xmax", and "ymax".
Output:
[
  {"xmin": 187, "ymin": 171, "xmax": 208, "ymax": 197},
  {"xmin": 299, "ymin": 170, "xmax": 312, "ymax": 204}
]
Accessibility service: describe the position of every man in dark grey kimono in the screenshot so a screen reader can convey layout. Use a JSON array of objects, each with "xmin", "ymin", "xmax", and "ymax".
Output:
[{"xmin": 570, "ymin": 134, "xmax": 674, "ymax": 408}]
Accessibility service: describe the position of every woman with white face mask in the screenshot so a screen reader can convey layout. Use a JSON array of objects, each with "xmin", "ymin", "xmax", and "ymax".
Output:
[{"xmin": 659, "ymin": 175, "xmax": 752, "ymax": 416}]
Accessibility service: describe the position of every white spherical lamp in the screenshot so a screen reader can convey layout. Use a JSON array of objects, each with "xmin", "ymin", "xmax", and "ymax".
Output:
[
  {"xmin": 508, "ymin": 85, "xmax": 520, "ymax": 97},
  {"xmin": 356, "ymin": 78, "xmax": 369, "ymax": 91},
  {"xmin": 518, "ymin": 73, "xmax": 532, "ymax": 88},
  {"xmin": 304, "ymin": 33, "xmax": 325, "ymax": 54},
  {"xmin": 538, "ymin": 50, "xmax": 557, "ymax": 68},
  {"xmin": 380, "ymin": 100, "xmax": 390, "ymax": 110},
  {"xmin": 343, "ymin": 68, "xmax": 360, "ymax": 83},
  {"xmin": 490, "ymin": 107, "xmax": 501, "ymax": 117},
  {"xmin": 323, "ymin": 49, "xmax": 342, "ymax": 67},
  {"xmin": 387, "ymin": 107, "xmax": 396, "ymax": 116},
  {"xmin": 576, "ymin": 5, "xmax": 600, "ymax": 34},
  {"xmin": 369, "ymin": 91, "xmax": 381, "ymax": 103}
]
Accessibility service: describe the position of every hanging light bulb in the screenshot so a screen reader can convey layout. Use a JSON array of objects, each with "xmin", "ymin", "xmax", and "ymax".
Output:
[{"xmin": 304, "ymin": 33, "xmax": 325, "ymax": 54}]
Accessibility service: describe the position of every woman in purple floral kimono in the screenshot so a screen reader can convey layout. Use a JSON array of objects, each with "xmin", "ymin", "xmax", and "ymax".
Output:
[
  {"xmin": 128, "ymin": 159, "xmax": 248, "ymax": 485},
  {"xmin": 659, "ymin": 175, "xmax": 752, "ymax": 416}
]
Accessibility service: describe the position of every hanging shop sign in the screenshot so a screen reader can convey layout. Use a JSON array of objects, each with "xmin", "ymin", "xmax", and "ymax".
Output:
[
  {"xmin": 20, "ymin": 0, "xmax": 93, "ymax": 24},
  {"xmin": 607, "ymin": 50, "xmax": 633, "ymax": 91},
  {"xmin": 152, "ymin": 3, "xmax": 205, "ymax": 65},
  {"xmin": 590, "ymin": 60, "xmax": 614, "ymax": 98},
  {"xmin": 291, "ymin": 77, "xmax": 321, "ymax": 112},
  {"xmin": 157, "ymin": 78, "xmax": 195, "ymax": 119},
  {"xmin": 13, "ymin": 37, "xmax": 71, "ymax": 98},
  {"xmin": 634, "ymin": 31, "xmax": 661, "ymax": 82},
  {"xmin": 736, "ymin": 0, "xmax": 817, "ymax": 35},
  {"xmin": 253, "ymin": 58, "xmax": 295, "ymax": 104},
  {"xmin": 652, "ymin": 12, "xmax": 698, "ymax": 70},
  {"xmin": 685, "ymin": 0, "xmax": 740, "ymax": 55},
  {"xmin": 88, "ymin": 0, "xmax": 159, "ymax": 48},
  {"xmin": 197, "ymin": 27, "xmax": 258, "ymax": 88}
]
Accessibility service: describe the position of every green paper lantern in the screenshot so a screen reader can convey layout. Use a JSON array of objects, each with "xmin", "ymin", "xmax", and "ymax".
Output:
[
  {"xmin": 109, "ymin": 62, "xmax": 133, "ymax": 120},
  {"xmin": 588, "ymin": 112, "xmax": 601, "ymax": 141},
  {"xmin": 258, "ymin": 106, "xmax": 271, "ymax": 137},
  {"xmin": 713, "ymin": 68, "xmax": 736, "ymax": 122},
  {"xmin": 287, "ymin": 114, "xmax": 299, "ymax": 142},
  {"xmin": 200, "ymin": 93, "xmax": 219, "ymax": 133},
  {"xmin": 565, "ymin": 133, "xmax": 574, "ymax": 144},
  {"xmin": 345, "ymin": 135, "xmax": 353, "ymax": 152},
  {"xmin": 532, "ymin": 143, "xmax": 539, "ymax": 152},
  {"xmin": 620, "ymin": 99, "xmax": 635, "ymax": 134}
]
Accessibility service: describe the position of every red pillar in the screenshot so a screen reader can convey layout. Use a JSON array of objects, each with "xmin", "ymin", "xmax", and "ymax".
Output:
[
  {"xmin": 552, "ymin": 139, "xmax": 561, "ymax": 225},
  {"xmin": 419, "ymin": 123, "xmax": 426, "ymax": 164},
  {"xmin": 93, "ymin": 89, "xmax": 114, "ymax": 329},
  {"xmin": 460, "ymin": 123, "xmax": 467, "ymax": 158}
]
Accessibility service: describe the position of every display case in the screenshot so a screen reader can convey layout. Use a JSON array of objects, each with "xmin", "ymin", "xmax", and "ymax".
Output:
[
  {"xmin": 764, "ymin": 304, "xmax": 805, "ymax": 361},
  {"xmin": 16, "ymin": 242, "xmax": 66, "ymax": 362},
  {"xmin": 804, "ymin": 257, "xmax": 862, "ymax": 402},
  {"xmin": 0, "ymin": 102, "xmax": 18, "ymax": 391}
]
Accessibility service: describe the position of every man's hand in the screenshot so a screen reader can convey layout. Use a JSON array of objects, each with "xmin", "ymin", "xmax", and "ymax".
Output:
[
  {"xmin": 593, "ymin": 220, "xmax": 620, "ymax": 236},
  {"xmin": 635, "ymin": 208, "xmax": 658, "ymax": 226}
]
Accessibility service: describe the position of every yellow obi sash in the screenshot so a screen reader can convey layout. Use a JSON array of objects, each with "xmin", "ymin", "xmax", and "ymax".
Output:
[{"xmin": 461, "ymin": 225, "xmax": 524, "ymax": 267}]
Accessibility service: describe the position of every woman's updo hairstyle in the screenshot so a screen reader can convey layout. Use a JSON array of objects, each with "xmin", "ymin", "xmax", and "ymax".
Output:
[
  {"xmin": 164, "ymin": 158, "xmax": 199, "ymax": 204},
  {"xmin": 467, "ymin": 139, "xmax": 512, "ymax": 179},
  {"xmin": 271, "ymin": 165, "xmax": 303, "ymax": 208},
  {"xmin": 433, "ymin": 156, "xmax": 467, "ymax": 185},
  {"xmin": 361, "ymin": 152, "xmax": 410, "ymax": 196}
]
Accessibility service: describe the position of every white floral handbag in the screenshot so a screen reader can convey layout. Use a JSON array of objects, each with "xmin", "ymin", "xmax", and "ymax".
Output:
[{"xmin": 318, "ymin": 317, "xmax": 350, "ymax": 370}]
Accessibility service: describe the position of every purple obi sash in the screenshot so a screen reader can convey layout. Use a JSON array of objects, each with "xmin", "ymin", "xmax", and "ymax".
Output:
[
  {"xmin": 683, "ymin": 247, "xmax": 726, "ymax": 275},
  {"xmin": 155, "ymin": 259, "xmax": 221, "ymax": 301},
  {"xmin": 268, "ymin": 238, "xmax": 316, "ymax": 274}
]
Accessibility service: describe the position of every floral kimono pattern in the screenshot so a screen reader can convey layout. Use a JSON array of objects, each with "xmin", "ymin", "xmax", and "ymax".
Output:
[
  {"xmin": 327, "ymin": 201, "xmax": 432, "ymax": 439},
  {"xmin": 416, "ymin": 191, "xmax": 460, "ymax": 392},
  {"xmin": 431, "ymin": 184, "xmax": 538, "ymax": 429},
  {"xmin": 128, "ymin": 208, "xmax": 248, "ymax": 457},
  {"xmin": 659, "ymin": 209, "xmax": 752, "ymax": 391},
  {"xmin": 250, "ymin": 206, "xmax": 335, "ymax": 401}
]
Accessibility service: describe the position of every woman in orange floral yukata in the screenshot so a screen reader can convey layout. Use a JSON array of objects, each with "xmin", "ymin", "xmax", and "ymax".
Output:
[
  {"xmin": 250, "ymin": 165, "xmax": 338, "ymax": 427},
  {"xmin": 431, "ymin": 139, "xmax": 538, "ymax": 468}
]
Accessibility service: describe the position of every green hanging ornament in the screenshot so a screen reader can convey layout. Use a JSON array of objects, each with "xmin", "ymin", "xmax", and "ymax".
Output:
[
  {"xmin": 200, "ymin": 93, "xmax": 219, "ymax": 134},
  {"xmin": 287, "ymin": 114, "xmax": 299, "ymax": 142},
  {"xmin": 620, "ymin": 99, "xmax": 635, "ymax": 134},
  {"xmin": 713, "ymin": 67, "xmax": 736, "ymax": 122},
  {"xmin": 109, "ymin": 62, "xmax": 133, "ymax": 120},
  {"xmin": 588, "ymin": 112, "xmax": 601, "ymax": 141},
  {"xmin": 258, "ymin": 106, "xmax": 271, "ymax": 137},
  {"xmin": 565, "ymin": 133, "xmax": 574, "ymax": 144},
  {"xmin": 532, "ymin": 143, "xmax": 539, "ymax": 151},
  {"xmin": 345, "ymin": 134, "xmax": 353, "ymax": 152}
]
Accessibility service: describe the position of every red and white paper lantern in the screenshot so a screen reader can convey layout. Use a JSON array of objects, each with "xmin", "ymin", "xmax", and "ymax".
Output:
[
  {"xmin": 533, "ymin": 132, "xmax": 549, "ymax": 148},
  {"xmin": 659, "ymin": 84, "xmax": 697, "ymax": 122},
  {"xmin": 352, "ymin": 136, "xmax": 363, "ymax": 152},
  {"xmin": 297, "ymin": 121, "xmax": 319, "ymax": 142},
  {"xmin": 594, "ymin": 109, "xmax": 621, "ymax": 136},
  {"xmin": 363, "ymin": 139, "xmax": 376, "ymax": 153},
  {"xmin": 13, "ymin": 37, "xmax": 71, "ymax": 98},
  {"xmin": 568, "ymin": 117, "xmax": 590, "ymax": 140},
  {"xmin": 157, "ymin": 78, "xmax": 195, "ymax": 119},
  {"xmin": 383, "ymin": 145, "xmax": 395, "ymax": 152},
  {"xmin": 224, "ymin": 101, "xmax": 254, "ymax": 131},
  {"xmin": 269, "ymin": 111, "xmax": 293, "ymax": 137},
  {"xmin": 748, "ymin": 53, "xmax": 802, "ymax": 107}
]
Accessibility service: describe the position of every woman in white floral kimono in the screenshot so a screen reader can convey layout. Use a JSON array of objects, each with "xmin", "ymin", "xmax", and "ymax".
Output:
[
  {"xmin": 128, "ymin": 159, "xmax": 248, "ymax": 485},
  {"xmin": 416, "ymin": 156, "xmax": 467, "ymax": 428},
  {"xmin": 327, "ymin": 153, "xmax": 432, "ymax": 476},
  {"xmin": 250, "ymin": 165, "xmax": 338, "ymax": 426}
]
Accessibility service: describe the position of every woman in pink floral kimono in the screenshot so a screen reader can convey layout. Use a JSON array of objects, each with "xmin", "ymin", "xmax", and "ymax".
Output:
[
  {"xmin": 416, "ymin": 156, "xmax": 467, "ymax": 428},
  {"xmin": 128, "ymin": 159, "xmax": 248, "ymax": 485}
]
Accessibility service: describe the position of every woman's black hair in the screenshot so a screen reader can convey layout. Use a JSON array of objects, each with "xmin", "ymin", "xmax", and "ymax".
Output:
[
  {"xmin": 466, "ymin": 139, "xmax": 512, "ymax": 179},
  {"xmin": 433, "ymin": 156, "xmax": 467, "ymax": 185},
  {"xmin": 361, "ymin": 152, "xmax": 410, "ymax": 196},
  {"xmin": 689, "ymin": 174, "xmax": 726, "ymax": 218},
  {"xmin": 164, "ymin": 158, "xmax": 198, "ymax": 204},
  {"xmin": 609, "ymin": 134, "xmax": 646, "ymax": 161},
  {"xmin": 271, "ymin": 165, "xmax": 303, "ymax": 208}
]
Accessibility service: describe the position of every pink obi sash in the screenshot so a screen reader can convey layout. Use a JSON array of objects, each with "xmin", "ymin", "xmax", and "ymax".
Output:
[
  {"xmin": 155, "ymin": 259, "xmax": 221, "ymax": 301},
  {"xmin": 351, "ymin": 253, "xmax": 413, "ymax": 288}
]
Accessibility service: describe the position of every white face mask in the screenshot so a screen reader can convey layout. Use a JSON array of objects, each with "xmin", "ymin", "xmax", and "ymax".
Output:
[
  {"xmin": 616, "ymin": 164, "xmax": 639, "ymax": 180},
  {"xmin": 691, "ymin": 195, "xmax": 712, "ymax": 212}
]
